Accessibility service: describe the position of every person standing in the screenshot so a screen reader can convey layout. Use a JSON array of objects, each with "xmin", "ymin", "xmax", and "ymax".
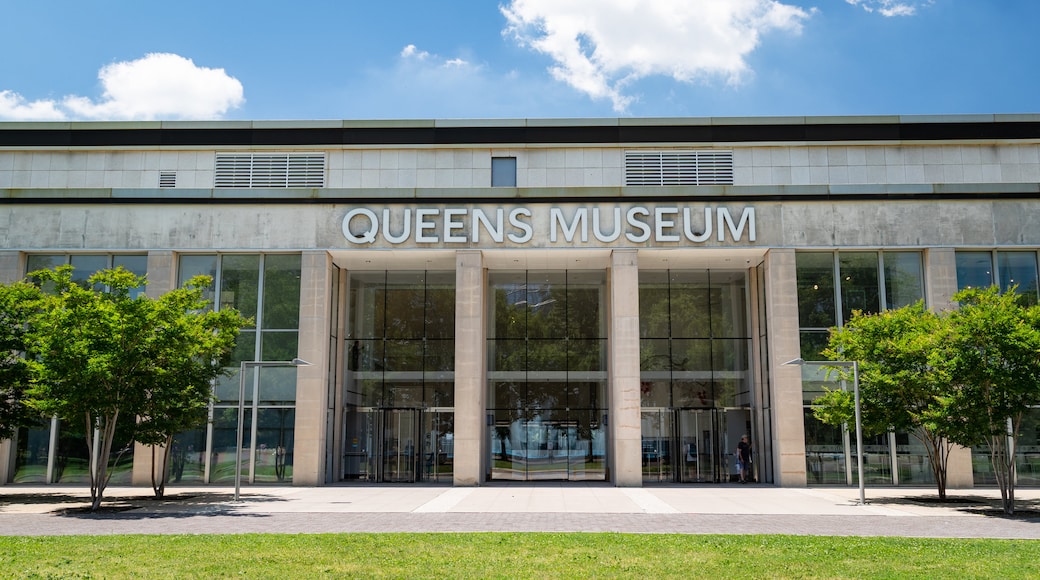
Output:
[{"xmin": 736, "ymin": 435, "xmax": 752, "ymax": 483}]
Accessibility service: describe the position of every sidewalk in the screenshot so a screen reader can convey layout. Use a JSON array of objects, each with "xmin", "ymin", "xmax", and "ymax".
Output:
[{"xmin": 2, "ymin": 483, "xmax": 1040, "ymax": 538}]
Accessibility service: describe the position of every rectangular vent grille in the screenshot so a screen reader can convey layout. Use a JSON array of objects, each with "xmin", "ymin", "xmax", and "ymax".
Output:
[
  {"xmin": 214, "ymin": 153, "xmax": 326, "ymax": 188},
  {"xmin": 625, "ymin": 150, "xmax": 733, "ymax": 185},
  {"xmin": 159, "ymin": 171, "xmax": 176, "ymax": 188}
]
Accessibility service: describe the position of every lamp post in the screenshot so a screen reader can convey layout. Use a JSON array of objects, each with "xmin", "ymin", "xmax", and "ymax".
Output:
[
  {"xmin": 235, "ymin": 358, "xmax": 311, "ymax": 501},
  {"xmin": 783, "ymin": 357, "xmax": 865, "ymax": 506}
]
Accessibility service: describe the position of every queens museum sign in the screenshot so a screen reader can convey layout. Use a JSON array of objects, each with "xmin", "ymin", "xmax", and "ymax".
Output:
[{"xmin": 342, "ymin": 204, "xmax": 756, "ymax": 248}]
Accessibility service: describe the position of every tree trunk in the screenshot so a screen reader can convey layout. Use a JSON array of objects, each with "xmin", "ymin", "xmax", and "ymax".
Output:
[{"xmin": 151, "ymin": 434, "xmax": 173, "ymax": 498}]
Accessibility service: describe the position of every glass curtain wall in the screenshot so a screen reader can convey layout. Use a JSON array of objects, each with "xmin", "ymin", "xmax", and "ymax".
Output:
[
  {"xmin": 955, "ymin": 250, "xmax": 1040, "ymax": 484},
  {"xmin": 796, "ymin": 251, "xmax": 925, "ymax": 486},
  {"xmin": 343, "ymin": 271, "xmax": 455, "ymax": 482},
  {"xmin": 173, "ymin": 253, "xmax": 302, "ymax": 485},
  {"xmin": 486, "ymin": 271, "xmax": 608, "ymax": 482},
  {"xmin": 638, "ymin": 270, "xmax": 753, "ymax": 484},
  {"xmin": 10, "ymin": 254, "xmax": 147, "ymax": 484}
]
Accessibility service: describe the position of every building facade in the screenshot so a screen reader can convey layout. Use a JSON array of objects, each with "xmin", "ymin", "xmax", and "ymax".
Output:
[{"xmin": 2, "ymin": 115, "xmax": 1040, "ymax": 489}]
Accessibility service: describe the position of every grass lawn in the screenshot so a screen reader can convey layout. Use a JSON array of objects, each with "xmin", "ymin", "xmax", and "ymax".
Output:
[{"xmin": 2, "ymin": 533, "xmax": 1039, "ymax": 579}]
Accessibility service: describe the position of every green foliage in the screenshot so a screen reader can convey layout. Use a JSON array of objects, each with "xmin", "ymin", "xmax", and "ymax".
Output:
[
  {"xmin": 815, "ymin": 287, "xmax": 1040, "ymax": 511},
  {"xmin": 0, "ymin": 280, "xmax": 44, "ymax": 439},
  {"xmin": 20, "ymin": 265, "xmax": 249, "ymax": 509},
  {"xmin": 3, "ymin": 534, "xmax": 1040, "ymax": 579}
]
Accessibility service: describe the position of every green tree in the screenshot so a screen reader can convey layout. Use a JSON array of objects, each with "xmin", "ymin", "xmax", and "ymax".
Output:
[
  {"xmin": 945, "ymin": 286, "xmax": 1040, "ymax": 515},
  {"xmin": 0, "ymin": 280, "xmax": 43, "ymax": 439},
  {"xmin": 817, "ymin": 302, "xmax": 962, "ymax": 499},
  {"xmin": 131, "ymin": 275, "xmax": 248, "ymax": 498},
  {"xmin": 24, "ymin": 266, "xmax": 247, "ymax": 511}
]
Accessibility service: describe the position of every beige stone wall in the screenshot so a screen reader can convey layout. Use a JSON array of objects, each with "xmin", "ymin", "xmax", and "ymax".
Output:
[
  {"xmin": 453, "ymin": 250, "xmax": 486, "ymax": 485},
  {"xmin": 764, "ymin": 249, "xmax": 808, "ymax": 486},
  {"xmin": 292, "ymin": 251, "xmax": 334, "ymax": 485},
  {"xmin": 608, "ymin": 250, "xmax": 642, "ymax": 486}
]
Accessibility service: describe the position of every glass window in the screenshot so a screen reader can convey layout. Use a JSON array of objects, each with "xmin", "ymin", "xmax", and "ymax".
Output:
[
  {"xmin": 491, "ymin": 156, "xmax": 517, "ymax": 187},
  {"xmin": 838, "ymin": 252, "xmax": 880, "ymax": 322},
  {"xmin": 796, "ymin": 253, "xmax": 836, "ymax": 328},
  {"xmin": 262, "ymin": 254, "xmax": 301, "ymax": 329},
  {"xmin": 220, "ymin": 255, "xmax": 260, "ymax": 323},
  {"xmin": 883, "ymin": 252, "xmax": 924, "ymax": 309},
  {"xmin": 997, "ymin": 251, "xmax": 1039, "ymax": 305},
  {"xmin": 956, "ymin": 251, "xmax": 994, "ymax": 290}
]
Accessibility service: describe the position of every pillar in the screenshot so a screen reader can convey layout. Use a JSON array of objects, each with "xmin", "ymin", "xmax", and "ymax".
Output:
[
  {"xmin": 293, "ymin": 251, "xmax": 334, "ymax": 485},
  {"xmin": 453, "ymin": 250, "xmax": 486, "ymax": 485},
  {"xmin": 609, "ymin": 250, "xmax": 642, "ymax": 486},
  {"xmin": 924, "ymin": 247, "xmax": 974, "ymax": 488},
  {"xmin": 764, "ymin": 249, "xmax": 808, "ymax": 486}
]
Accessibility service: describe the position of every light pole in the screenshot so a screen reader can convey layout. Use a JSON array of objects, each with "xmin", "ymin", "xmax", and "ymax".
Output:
[
  {"xmin": 783, "ymin": 357, "xmax": 865, "ymax": 506},
  {"xmin": 235, "ymin": 358, "xmax": 311, "ymax": 501}
]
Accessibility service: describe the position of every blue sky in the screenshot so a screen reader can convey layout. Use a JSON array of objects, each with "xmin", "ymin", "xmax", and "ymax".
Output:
[{"xmin": 1, "ymin": 0, "xmax": 1037, "ymax": 121}]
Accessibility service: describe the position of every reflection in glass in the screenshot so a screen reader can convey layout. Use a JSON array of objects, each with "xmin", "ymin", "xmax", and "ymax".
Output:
[
  {"xmin": 998, "ymin": 251, "xmax": 1039, "ymax": 305},
  {"xmin": 796, "ymin": 253, "xmax": 836, "ymax": 328},
  {"xmin": 220, "ymin": 255, "xmax": 260, "ymax": 323},
  {"xmin": 883, "ymin": 252, "xmax": 924, "ymax": 309},
  {"xmin": 956, "ymin": 251, "xmax": 994, "ymax": 290},
  {"xmin": 838, "ymin": 252, "xmax": 880, "ymax": 322}
]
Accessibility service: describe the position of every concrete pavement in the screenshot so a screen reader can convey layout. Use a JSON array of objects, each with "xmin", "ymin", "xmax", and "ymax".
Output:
[{"xmin": 2, "ymin": 483, "xmax": 1040, "ymax": 538}]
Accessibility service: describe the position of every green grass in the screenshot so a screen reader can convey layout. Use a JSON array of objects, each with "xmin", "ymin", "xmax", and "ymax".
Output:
[{"xmin": 2, "ymin": 533, "xmax": 1039, "ymax": 579}]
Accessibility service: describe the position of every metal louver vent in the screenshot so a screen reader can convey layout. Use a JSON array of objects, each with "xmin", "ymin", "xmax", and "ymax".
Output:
[
  {"xmin": 159, "ymin": 171, "xmax": 176, "ymax": 188},
  {"xmin": 214, "ymin": 153, "xmax": 325, "ymax": 188},
  {"xmin": 625, "ymin": 150, "xmax": 733, "ymax": 186}
]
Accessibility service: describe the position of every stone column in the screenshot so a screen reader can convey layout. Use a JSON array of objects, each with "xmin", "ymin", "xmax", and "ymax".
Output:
[
  {"xmin": 132, "ymin": 251, "xmax": 178, "ymax": 487},
  {"xmin": 609, "ymin": 250, "xmax": 642, "ymax": 486},
  {"xmin": 293, "ymin": 251, "xmax": 333, "ymax": 485},
  {"xmin": 924, "ymin": 247, "xmax": 974, "ymax": 488},
  {"xmin": 0, "ymin": 252, "xmax": 23, "ymax": 485},
  {"xmin": 764, "ymin": 249, "xmax": 808, "ymax": 487},
  {"xmin": 453, "ymin": 251, "xmax": 486, "ymax": 485}
]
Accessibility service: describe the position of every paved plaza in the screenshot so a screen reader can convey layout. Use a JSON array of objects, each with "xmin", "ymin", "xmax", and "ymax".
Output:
[{"xmin": 3, "ymin": 484, "xmax": 1040, "ymax": 538}]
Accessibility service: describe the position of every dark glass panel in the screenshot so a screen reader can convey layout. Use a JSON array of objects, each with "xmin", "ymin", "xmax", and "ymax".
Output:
[
  {"xmin": 796, "ymin": 252, "xmax": 836, "ymax": 328},
  {"xmin": 638, "ymin": 271, "xmax": 671, "ymax": 339},
  {"xmin": 383, "ymin": 339, "xmax": 424, "ymax": 372},
  {"xmin": 178, "ymin": 254, "xmax": 217, "ymax": 308},
  {"xmin": 384, "ymin": 271, "xmax": 426, "ymax": 339},
  {"xmin": 526, "ymin": 271, "xmax": 567, "ymax": 340},
  {"xmin": 839, "ymin": 252, "xmax": 880, "ymax": 321},
  {"xmin": 425, "ymin": 339, "xmax": 455, "ymax": 372},
  {"xmin": 799, "ymin": 330, "xmax": 830, "ymax": 362},
  {"xmin": 883, "ymin": 252, "xmax": 924, "ymax": 309},
  {"xmin": 262, "ymin": 254, "xmax": 301, "ymax": 329},
  {"xmin": 260, "ymin": 330, "xmax": 298, "ymax": 363},
  {"xmin": 640, "ymin": 380, "xmax": 671, "ymax": 407},
  {"xmin": 253, "ymin": 408, "xmax": 295, "ymax": 483},
  {"xmin": 424, "ymin": 271, "xmax": 456, "ymax": 339},
  {"xmin": 566, "ymin": 271, "xmax": 605, "ymax": 339},
  {"xmin": 669, "ymin": 270, "xmax": 710, "ymax": 338},
  {"xmin": 710, "ymin": 271, "xmax": 748, "ymax": 339},
  {"xmin": 168, "ymin": 428, "xmax": 206, "ymax": 484},
  {"xmin": 492, "ymin": 381, "xmax": 524, "ymax": 410},
  {"xmin": 528, "ymin": 381, "xmax": 566, "ymax": 410},
  {"xmin": 69, "ymin": 255, "xmax": 109, "ymax": 288},
  {"xmin": 955, "ymin": 251, "xmax": 994, "ymax": 291},
  {"xmin": 489, "ymin": 339, "xmax": 526, "ymax": 372},
  {"xmin": 803, "ymin": 409, "xmax": 847, "ymax": 484},
  {"xmin": 673, "ymin": 380, "xmax": 714, "ymax": 408},
  {"xmin": 258, "ymin": 365, "xmax": 298, "ymax": 404},
  {"xmin": 350, "ymin": 272, "xmax": 386, "ymax": 339},
  {"xmin": 387, "ymin": 384, "xmax": 423, "ymax": 407},
  {"xmin": 489, "ymin": 271, "xmax": 527, "ymax": 339},
  {"xmin": 640, "ymin": 338, "xmax": 671, "ymax": 371},
  {"xmin": 670, "ymin": 338, "xmax": 712, "ymax": 372},
  {"xmin": 425, "ymin": 382, "xmax": 454, "ymax": 407},
  {"xmin": 568, "ymin": 339, "xmax": 604, "ymax": 372},
  {"xmin": 12, "ymin": 422, "xmax": 50, "ymax": 483},
  {"xmin": 220, "ymin": 254, "xmax": 260, "ymax": 323},
  {"xmin": 526, "ymin": 338, "xmax": 567, "ymax": 372},
  {"xmin": 998, "ymin": 251, "xmax": 1039, "ymax": 305}
]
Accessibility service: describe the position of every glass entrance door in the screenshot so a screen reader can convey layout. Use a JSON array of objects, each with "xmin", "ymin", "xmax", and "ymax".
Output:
[
  {"xmin": 489, "ymin": 409, "xmax": 605, "ymax": 481},
  {"xmin": 677, "ymin": 409, "xmax": 716, "ymax": 483},
  {"xmin": 343, "ymin": 407, "xmax": 422, "ymax": 483}
]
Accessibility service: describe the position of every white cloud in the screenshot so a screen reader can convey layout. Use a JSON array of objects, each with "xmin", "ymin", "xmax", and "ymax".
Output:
[
  {"xmin": 0, "ymin": 53, "xmax": 244, "ymax": 121},
  {"xmin": 501, "ymin": 0, "xmax": 812, "ymax": 112},
  {"xmin": 0, "ymin": 90, "xmax": 66, "ymax": 121},
  {"xmin": 845, "ymin": 0, "xmax": 930, "ymax": 17}
]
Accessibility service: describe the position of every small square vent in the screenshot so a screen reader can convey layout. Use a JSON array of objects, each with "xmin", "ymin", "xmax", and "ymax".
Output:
[{"xmin": 159, "ymin": 171, "xmax": 176, "ymax": 188}]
